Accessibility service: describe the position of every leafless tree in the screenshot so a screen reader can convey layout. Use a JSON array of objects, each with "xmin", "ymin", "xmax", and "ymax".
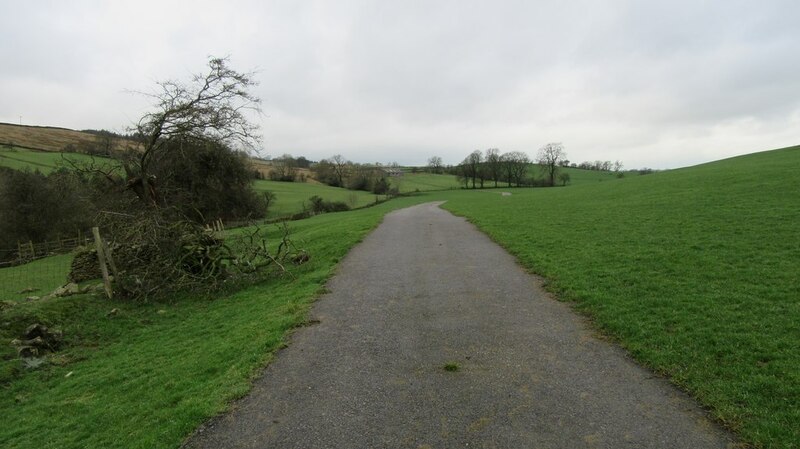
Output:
[
  {"xmin": 330, "ymin": 154, "xmax": 349, "ymax": 187},
  {"xmin": 464, "ymin": 150, "xmax": 483, "ymax": 188},
  {"xmin": 127, "ymin": 56, "xmax": 261, "ymax": 205},
  {"xmin": 427, "ymin": 155, "xmax": 443, "ymax": 174},
  {"xmin": 501, "ymin": 151, "xmax": 530, "ymax": 187},
  {"xmin": 537, "ymin": 142, "xmax": 566, "ymax": 187},
  {"xmin": 485, "ymin": 148, "xmax": 502, "ymax": 187},
  {"xmin": 270, "ymin": 153, "xmax": 297, "ymax": 181}
]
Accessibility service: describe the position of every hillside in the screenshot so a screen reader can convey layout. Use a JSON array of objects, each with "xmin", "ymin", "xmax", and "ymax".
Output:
[
  {"xmin": 441, "ymin": 145, "xmax": 800, "ymax": 448},
  {"xmin": 0, "ymin": 146, "xmax": 118, "ymax": 174},
  {"xmin": 0, "ymin": 122, "xmax": 136, "ymax": 154}
]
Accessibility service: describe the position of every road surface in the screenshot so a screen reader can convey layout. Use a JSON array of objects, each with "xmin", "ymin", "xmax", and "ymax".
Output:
[{"xmin": 184, "ymin": 202, "xmax": 737, "ymax": 449}]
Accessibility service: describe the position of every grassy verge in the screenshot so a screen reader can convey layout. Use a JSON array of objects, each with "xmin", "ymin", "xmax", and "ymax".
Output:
[
  {"xmin": 0, "ymin": 194, "xmax": 435, "ymax": 449},
  {"xmin": 440, "ymin": 146, "xmax": 800, "ymax": 449}
]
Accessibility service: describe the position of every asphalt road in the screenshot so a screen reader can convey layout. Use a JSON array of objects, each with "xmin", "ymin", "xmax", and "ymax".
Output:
[{"xmin": 184, "ymin": 202, "xmax": 737, "ymax": 449}]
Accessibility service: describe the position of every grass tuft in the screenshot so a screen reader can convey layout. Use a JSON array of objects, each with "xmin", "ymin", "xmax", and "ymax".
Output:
[{"xmin": 443, "ymin": 362, "xmax": 460, "ymax": 372}]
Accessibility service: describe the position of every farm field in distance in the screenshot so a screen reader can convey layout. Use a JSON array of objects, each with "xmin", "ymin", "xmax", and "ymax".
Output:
[
  {"xmin": 0, "ymin": 141, "xmax": 464, "ymax": 220},
  {"xmin": 247, "ymin": 173, "xmax": 461, "ymax": 218},
  {"xmin": 0, "ymin": 147, "xmax": 115, "ymax": 174},
  {"xmin": 391, "ymin": 172, "xmax": 461, "ymax": 192},
  {"xmin": 0, "ymin": 122, "xmax": 136, "ymax": 154},
  {"xmin": 252, "ymin": 179, "xmax": 381, "ymax": 218},
  {"xmin": 442, "ymin": 145, "xmax": 800, "ymax": 448}
]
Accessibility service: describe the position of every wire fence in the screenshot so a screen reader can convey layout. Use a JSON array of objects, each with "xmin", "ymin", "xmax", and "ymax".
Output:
[
  {"xmin": 0, "ymin": 222, "xmax": 293, "ymax": 303},
  {"xmin": 0, "ymin": 233, "xmax": 91, "ymax": 302},
  {"xmin": 0, "ymin": 252, "xmax": 77, "ymax": 302}
]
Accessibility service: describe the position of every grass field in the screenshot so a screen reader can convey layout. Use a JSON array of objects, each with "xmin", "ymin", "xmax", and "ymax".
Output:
[
  {"xmin": 252, "ymin": 179, "xmax": 381, "ymax": 217},
  {"xmin": 390, "ymin": 172, "xmax": 461, "ymax": 192},
  {"xmin": 0, "ymin": 147, "xmax": 117, "ymax": 174},
  {"xmin": 441, "ymin": 145, "xmax": 800, "ymax": 449},
  {"xmin": 557, "ymin": 165, "xmax": 640, "ymax": 185},
  {"xmin": 0, "ymin": 253, "xmax": 75, "ymax": 302},
  {"xmin": 0, "ymin": 194, "xmax": 436, "ymax": 449}
]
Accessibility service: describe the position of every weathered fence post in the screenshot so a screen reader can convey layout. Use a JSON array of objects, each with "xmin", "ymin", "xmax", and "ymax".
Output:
[
  {"xmin": 92, "ymin": 227, "xmax": 113, "ymax": 299},
  {"xmin": 102, "ymin": 238, "xmax": 119, "ymax": 279}
]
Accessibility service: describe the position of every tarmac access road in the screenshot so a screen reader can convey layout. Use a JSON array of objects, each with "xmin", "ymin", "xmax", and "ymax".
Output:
[{"xmin": 184, "ymin": 201, "xmax": 738, "ymax": 449}]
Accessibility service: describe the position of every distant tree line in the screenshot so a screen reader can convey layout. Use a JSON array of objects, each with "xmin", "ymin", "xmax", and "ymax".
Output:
[
  {"xmin": 313, "ymin": 154, "xmax": 398, "ymax": 195},
  {"xmin": 452, "ymin": 143, "xmax": 571, "ymax": 188},
  {"xmin": 448, "ymin": 143, "xmax": 645, "ymax": 187},
  {"xmin": 565, "ymin": 159, "xmax": 624, "ymax": 172},
  {"xmin": 452, "ymin": 149, "xmax": 531, "ymax": 188},
  {"xmin": 267, "ymin": 153, "xmax": 312, "ymax": 182}
]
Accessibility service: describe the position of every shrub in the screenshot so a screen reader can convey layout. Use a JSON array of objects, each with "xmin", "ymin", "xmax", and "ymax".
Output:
[{"xmin": 308, "ymin": 195, "xmax": 351, "ymax": 214}]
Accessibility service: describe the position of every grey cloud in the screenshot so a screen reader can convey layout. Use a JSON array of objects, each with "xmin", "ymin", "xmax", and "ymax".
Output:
[{"xmin": 1, "ymin": 0, "xmax": 799, "ymax": 169}]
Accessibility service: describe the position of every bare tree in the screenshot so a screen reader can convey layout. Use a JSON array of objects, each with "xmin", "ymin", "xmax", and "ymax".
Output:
[
  {"xmin": 127, "ymin": 56, "xmax": 261, "ymax": 205},
  {"xmin": 270, "ymin": 153, "xmax": 297, "ymax": 181},
  {"xmin": 464, "ymin": 150, "xmax": 483, "ymax": 188},
  {"xmin": 456, "ymin": 164, "xmax": 470, "ymax": 188},
  {"xmin": 330, "ymin": 154, "xmax": 349, "ymax": 187},
  {"xmin": 427, "ymin": 156, "xmax": 443, "ymax": 174},
  {"xmin": 613, "ymin": 160, "xmax": 624, "ymax": 172},
  {"xmin": 501, "ymin": 151, "xmax": 530, "ymax": 187},
  {"xmin": 485, "ymin": 148, "xmax": 501, "ymax": 187},
  {"xmin": 537, "ymin": 143, "xmax": 566, "ymax": 187}
]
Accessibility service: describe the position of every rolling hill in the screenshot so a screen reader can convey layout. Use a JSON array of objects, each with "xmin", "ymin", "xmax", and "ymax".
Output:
[
  {"xmin": 0, "ymin": 122, "xmax": 135, "ymax": 154},
  {"xmin": 441, "ymin": 145, "xmax": 800, "ymax": 448}
]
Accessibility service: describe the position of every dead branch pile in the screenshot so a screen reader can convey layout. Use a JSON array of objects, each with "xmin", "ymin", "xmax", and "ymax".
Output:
[{"xmin": 99, "ymin": 212, "xmax": 305, "ymax": 300}]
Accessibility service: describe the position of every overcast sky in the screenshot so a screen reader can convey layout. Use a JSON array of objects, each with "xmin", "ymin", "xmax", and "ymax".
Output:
[{"xmin": 1, "ymin": 1, "xmax": 798, "ymax": 168}]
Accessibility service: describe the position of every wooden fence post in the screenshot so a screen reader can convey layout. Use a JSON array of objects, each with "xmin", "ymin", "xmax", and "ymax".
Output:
[
  {"xmin": 92, "ymin": 227, "xmax": 113, "ymax": 299},
  {"xmin": 102, "ymin": 238, "xmax": 119, "ymax": 279}
]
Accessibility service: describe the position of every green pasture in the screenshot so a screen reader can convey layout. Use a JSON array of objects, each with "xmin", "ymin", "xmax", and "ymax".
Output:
[
  {"xmin": 0, "ymin": 147, "xmax": 115, "ymax": 174},
  {"xmin": 0, "ymin": 253, "xmax": 75, "ymax": 302},
  {"xmin": 0, "ymin": 195, "xmax": 434, "ymax": 449},
  {"xmin": 441, "ymin": 145, "xmax": 800, "ymax": 448},
  {"xmin": 558, "ymin": 165, "xmax": 639, "ymax": 185},
  {"xmin": 390, "ymin": 172, "xmax": 460, "ymax": 192},
  {"xmin": 252, "ymin": 179, "xmax": 380, "ymax": 218},
  {"xmin": 522, "ymin": 164, "xmax": 640, "ymax": 186}
]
